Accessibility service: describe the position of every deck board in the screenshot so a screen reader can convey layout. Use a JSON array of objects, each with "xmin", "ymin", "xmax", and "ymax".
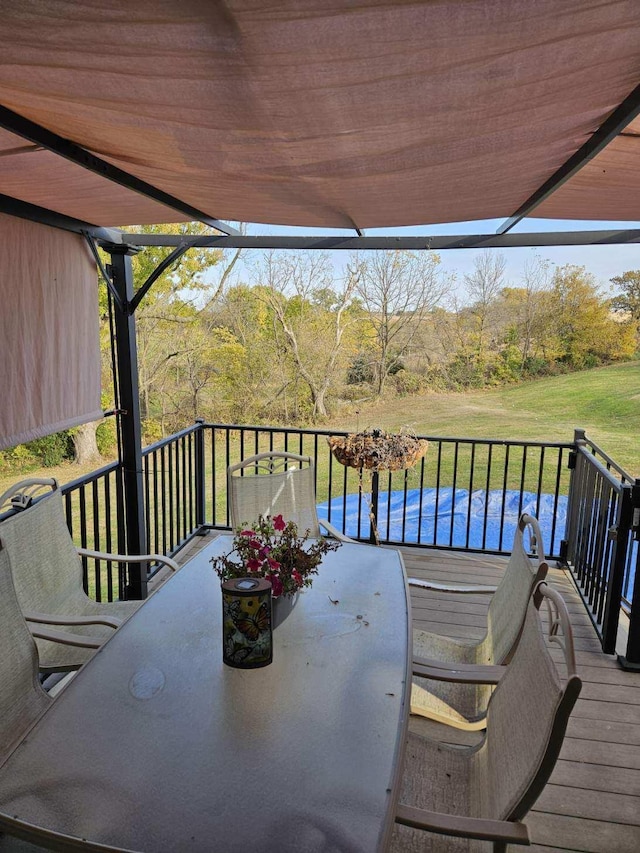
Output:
[{"xmin": 175, "ymin": 536, "xmax": 640, "ymax": 852}]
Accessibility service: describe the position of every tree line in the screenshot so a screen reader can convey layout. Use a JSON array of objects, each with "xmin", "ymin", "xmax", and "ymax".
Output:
[
  {"xmin": 130, "ymin": 243, "xmax": 637, "ymax": 436},
  {"xmin": 2, "ymin": 228, "xmax": 638, "ymax": 470}
]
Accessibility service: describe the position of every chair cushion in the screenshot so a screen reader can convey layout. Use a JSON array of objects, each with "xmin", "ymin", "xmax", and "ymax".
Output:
[
  {"xmin": 412, "ymin": 628, "xmax": 493, "ymax": 724},
  {"xmin": 389, "ymin": 731, "xmax": 489, "ymax": 853}
]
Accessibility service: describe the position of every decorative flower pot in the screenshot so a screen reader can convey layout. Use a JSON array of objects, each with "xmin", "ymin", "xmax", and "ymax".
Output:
[{"xmin": 272, "ymin": 590, "xmax": 300, "ymax": 629}]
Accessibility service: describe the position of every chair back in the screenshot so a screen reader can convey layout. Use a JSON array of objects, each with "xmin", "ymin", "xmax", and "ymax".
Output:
[
  {"xmin": 472, "ymin": 582, "xmax": 581, "ymax": 823},
  {"xmin": 480, "ymin": 513, "xmax": 548, "ymax": 664},
  {"xmin": 227, "ymin": 452, "xmax": 321, "ymax": 535},
  {"xmin": 0, "ymin": 477, "xmax": 57, "ymax": 516},
  {"xmin": 0, "ymin": 539, "xmax": 51, "ymax": 763},
  {"xmin": 0, "ymin": 486, "xmax": 87, "ymax": 617}
]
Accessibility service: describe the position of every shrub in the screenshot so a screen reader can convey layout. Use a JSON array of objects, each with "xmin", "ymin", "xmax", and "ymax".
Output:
[
  {"xmin": 96, "ymin": 419, "xmax": 117, "ymax": 457},
  {"xmin": 24, "ymin": 432, "xmax": 74, "ymax": 467},
  {"xmin": 347, "ymin": 354, "xmax": 375, "ymax": 385},
  {"xmin": 392, "ymin": 369, "xmax": 423, "ymax": 396}
]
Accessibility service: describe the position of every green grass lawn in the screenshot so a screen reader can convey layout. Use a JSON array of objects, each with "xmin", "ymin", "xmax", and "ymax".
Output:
[
  {"xmin": 2, "ymin": 361, "xmax": 636, "ymax": 599},
  {"xmin": 330, "ymin": 360, "xmax": 640, "ymax": 477},
  {"xmin": 2, "ymin": 360, "xmax": 637, "ymax": 513}
]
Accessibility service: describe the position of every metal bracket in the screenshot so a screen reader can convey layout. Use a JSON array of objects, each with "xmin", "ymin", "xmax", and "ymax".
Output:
[{"xmin": 83, "ymin": 232, "xmax": 125, "ymax": 313}]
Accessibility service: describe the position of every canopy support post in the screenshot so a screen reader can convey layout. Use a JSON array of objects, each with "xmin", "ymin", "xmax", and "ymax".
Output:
[{"xmin": 107, "ymin": 245, "xmax": 148, "ymax": 600}]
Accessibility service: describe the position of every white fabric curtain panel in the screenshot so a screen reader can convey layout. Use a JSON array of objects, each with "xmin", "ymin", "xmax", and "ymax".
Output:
[{"xmin": 0, "ymin": 213, "xmax": 102, "ymax": 450}]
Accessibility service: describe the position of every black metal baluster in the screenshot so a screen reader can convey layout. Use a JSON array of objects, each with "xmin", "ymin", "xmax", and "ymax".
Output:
[{"xmin": 92, "ymin": 480, "xmax": 101, "ymax": 602}]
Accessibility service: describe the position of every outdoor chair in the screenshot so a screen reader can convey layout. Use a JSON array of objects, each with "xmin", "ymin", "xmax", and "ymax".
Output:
[
  {"xmin": 0, "ymin": 539, "xmax": 52, "ymax": 766},
  {"xmin": 0, "ymin": 538, "xmax": 80, "ymax": 853},
  {"xmin": 392, "ymin": 581, "xmax": 582, "ymax": 852},
  {"xmin": 409, "ymin": 512, "xmax": 548, "ymax": 730},
  {"xmin": 0, "ymin": 478, "xmax": 179, "ymax": 673},
  {"xmin": 227, "ymin": 451, "xmax": 352, "ymax": 541}
]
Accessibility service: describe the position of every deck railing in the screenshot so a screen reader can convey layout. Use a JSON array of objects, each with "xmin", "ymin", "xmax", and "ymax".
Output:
[
  {"xmin": 61, "ymin": 425, "xmax": 202, "ymax": 601},
  {"xmin": 199, "ymin": 423, "xmax": 573, "ymax": 558},
  {"xmin": 58, "ymin": 421, "xmax": 639, "ymax": 668},
  {"xmin": 562, "ymin": 430, "xmax": 640, "ymax": 667}
]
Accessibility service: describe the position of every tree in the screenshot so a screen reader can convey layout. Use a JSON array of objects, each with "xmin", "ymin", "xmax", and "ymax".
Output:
[
  {"xmin": 354, "ymin": 250, "xmax": 450, "ymax": 396},
  {"xmin": 464, "ymin": 251, "xmax": 506, "ymax": 369},
  {"xmin": 71, "ymin": 422, "xmax": 102, "ymax": 466},
  {"xmin": 254, "ymin": 252, "xmax": 360, "ymax": 420},
  {"xmin": 610, "ymin": 271, "xmax": 640, "ymax": 348},
  {"xmin": 549, "ymin": 265, "xmax": 636, "ymax": 367},
  {"xmin": 495, "ymin": 254, "xmax": 553, "ymax": 376},
  {"xmin": 127, "ymin": 223, "xmax": 244, "ymax": 433}
]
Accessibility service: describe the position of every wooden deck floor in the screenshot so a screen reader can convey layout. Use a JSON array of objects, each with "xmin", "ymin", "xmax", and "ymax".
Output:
[{"xmin": 175, "ymin": 535, "xmax": 640, "ymax": 852}]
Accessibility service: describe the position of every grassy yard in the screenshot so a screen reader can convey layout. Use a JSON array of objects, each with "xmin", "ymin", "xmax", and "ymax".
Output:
[
  {"xmin": 2, "ymin": 360, "xmax": 637, "ymax": 502},
  {"xmin": 2, "ymin": 361, "xmax": 636, "ymax": 599},
  {"xmin": 330, "ymin": 360, "xmax": 640, "ymax": 477}
]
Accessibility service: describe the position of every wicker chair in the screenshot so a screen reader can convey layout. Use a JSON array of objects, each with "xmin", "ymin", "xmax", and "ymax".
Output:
[
  {"xmin": 227, "ymin": 452, "xmax": 352, "ymax": 541},
  {"xmin": 392, "ymin": 582, "xmax": 582, "ymax": 852},
  {"xmin": 0, "ymin": 479, "xmax": 179, "ymax": 673},
  {"xmin": 410, "ymin": 513, "xmax": 548, "ymax": 730}
]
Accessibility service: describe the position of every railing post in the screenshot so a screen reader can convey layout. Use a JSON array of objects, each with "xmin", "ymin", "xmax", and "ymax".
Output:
[
  {"xmin": 560, "ymin": 428, "xmax": 586, "ymax": 565},
  {"xmin": 195, "ymin": 418, "xmax": 206, "ymax": 529},
  {"xmin": 619, "ymin": 480, "xmax": 640, "ymax": 671},
  {"xmin": 106, "ymin": 244, "xmax": 148, "ymax": 600},
  {"xmin": 602, "ymin": 484, "xmax": 632, "ymax": 654}
]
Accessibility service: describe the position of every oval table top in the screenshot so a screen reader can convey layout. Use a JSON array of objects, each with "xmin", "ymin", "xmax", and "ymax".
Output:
[{"xmin": 0, "ymin": 538, "xmax": 411, "ymax": 853}]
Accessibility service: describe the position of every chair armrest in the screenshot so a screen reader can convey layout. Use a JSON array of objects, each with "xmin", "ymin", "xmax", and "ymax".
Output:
[
  {"xmin": 24, "ymin": 610, "xmax": 122, "ymax": 629},
  {"xmin": 395, "ymin": 804, "xmax": 530, "ymax": 845},
  {"xmin": 413, "ymin": 657, "xmax": 506, "ymax": 684},
  {"xmin": 77, "ymin": 548, "xmax": 179, "ymax": 572},
  {"xmin": 408, "ymin": 578, "xmax": 497, "ymax": 594},
  {"xmin": 44, "ymin": 671, "xmax": 77, "ymax": 697},
  {"xmin": 318, "ymin": 519, "xmax": 355, "ymax": 543},
  {"xmin": 28, "ymin": 625, "xmax": 104, "ymax": 649}
]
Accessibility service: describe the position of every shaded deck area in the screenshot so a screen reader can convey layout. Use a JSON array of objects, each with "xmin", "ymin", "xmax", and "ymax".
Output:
[
  {"xmin": 403, "ymin": 546, "xmax": 640, "ymax": 853},
  {"xmin": 174, "ymin": 536, "xmax": 640, "ymax": 852}
]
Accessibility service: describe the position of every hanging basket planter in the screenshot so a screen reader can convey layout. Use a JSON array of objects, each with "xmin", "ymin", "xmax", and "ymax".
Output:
[{"xmin": 327, "ymin": 428, "xmax": 428, "ymax": 472}]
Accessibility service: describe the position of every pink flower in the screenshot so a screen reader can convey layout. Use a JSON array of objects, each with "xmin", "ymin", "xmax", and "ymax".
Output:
[
  {"xmin": 259, "ymin": 546, "xmax": 271, "ymax": 558},
  {"xmin": 240, "ymin": 529, "xmax": 254, "ymax": 537},
  {"xmin": 269, "ymin": 575, "xmax": 284, "ymax": 597},
  {"xmin": 267, "ymin": 557, "xmax": 281, "ymax": 571},
  {"xmin": 292, "ymin": 570, "xmax": 303, "ymax": 586},
  {"xmin": 249, "ymin": 539, "xmax": 262, "ymax": 550},
  {"xmin": 247, "ymin": 558, "xmax": 261, "ymax": 572},
  {"xmin": 272, "ymin": 514, "xmax": 286, "ymax": 531}
]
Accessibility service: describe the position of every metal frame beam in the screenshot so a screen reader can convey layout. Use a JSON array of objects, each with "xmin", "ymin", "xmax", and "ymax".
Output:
[
  {"xmin": 497, "ymin": 82, "xmax": 640, "ymax": 234},
  {"xmin": 106, "ymin": 228, "xmax": 640, "ymax": 252},
  {"xmin": 0, "ymin": 104, "xmax": 240, "ymax": 236},
  {"xmin": 0, "ymin": 191, "xmax": 119, "ymax": 241}
]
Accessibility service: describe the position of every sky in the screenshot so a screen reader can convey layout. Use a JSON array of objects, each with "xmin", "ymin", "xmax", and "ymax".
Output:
[{"xmin": 218, "ymin": 217, "xmax": 640, "ymax": 305}]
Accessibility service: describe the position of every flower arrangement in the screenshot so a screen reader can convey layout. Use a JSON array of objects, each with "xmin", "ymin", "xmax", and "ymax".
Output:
[{"xmin": 211, "ymin": 514, "xmax": 340, "ymax": 598}]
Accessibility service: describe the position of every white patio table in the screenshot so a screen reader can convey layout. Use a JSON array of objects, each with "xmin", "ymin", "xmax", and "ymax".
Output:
[{"xmin": 0, "ymin": 538, "xmax": 411, "ymax": 853}]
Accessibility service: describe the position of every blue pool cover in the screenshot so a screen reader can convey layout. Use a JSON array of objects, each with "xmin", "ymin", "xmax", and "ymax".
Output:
[{"xmin": 317, "ymin": 487, "xmax": 568, "ymax": 555}]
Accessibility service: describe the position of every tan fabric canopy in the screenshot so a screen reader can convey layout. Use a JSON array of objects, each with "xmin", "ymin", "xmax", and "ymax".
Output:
[
  {"xmin": 0, "ymin": 214, "xmax": 102, "ymax": 450},
  {"xmin": 1, "ymin": 0, "xmax": 640, "ymax": 230}
]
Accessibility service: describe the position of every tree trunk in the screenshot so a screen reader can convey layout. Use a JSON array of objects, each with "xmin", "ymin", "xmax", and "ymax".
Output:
[
  {"xmin": 312, "ymin": 386, "xmax": 328, "ymax": 419},
  {"xmin": 72, "ymin": 420, "xmax": 102, "ymax": 465}
]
